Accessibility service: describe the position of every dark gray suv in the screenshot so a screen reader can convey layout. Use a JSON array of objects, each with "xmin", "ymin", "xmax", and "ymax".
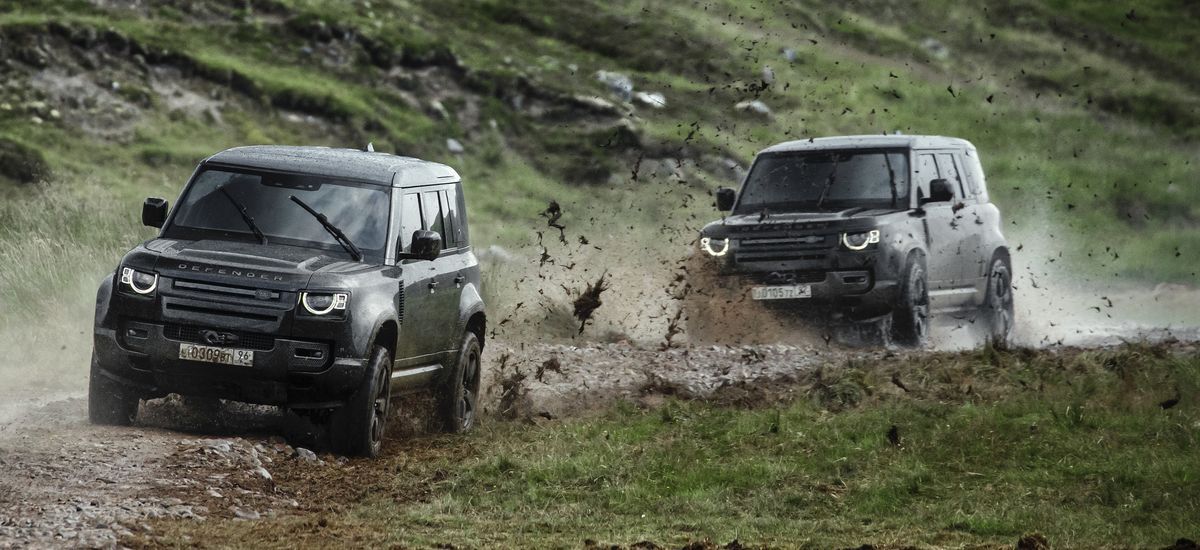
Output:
[
  {"xmin": 90, "ymin": 146, "xmax": 486, "ymax": 456},
  {"xmin": 691, "ymin": 135, "xmax": 1013, "ymax": 347}
]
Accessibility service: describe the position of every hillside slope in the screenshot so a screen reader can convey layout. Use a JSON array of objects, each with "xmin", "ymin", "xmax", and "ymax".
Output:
[{"xmin": 0, "ymin": 0, "xmax": 1197, "ymax": 358}]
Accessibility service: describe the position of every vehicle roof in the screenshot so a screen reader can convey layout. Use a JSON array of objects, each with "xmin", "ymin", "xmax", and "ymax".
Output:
[
  {"xmin": 203, "ymin": 145, "xmax": 461, "ymax": 187},
  {"xmin": 759, "ymin": 134, "xmax": 974, "ymax": 154}
]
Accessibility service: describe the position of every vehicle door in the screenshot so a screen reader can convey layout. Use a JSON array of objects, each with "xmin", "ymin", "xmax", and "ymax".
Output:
[
  {"xmin": 419, "ymin": 186, "xmax": 466, "ymax": 357},
  {"xmin": 938, "ymin": 151, "xmax": 986, "ymax": 285},
  {"xmin": 396, "ymin": 190, "xmax": 441, "ymax": 364},
  {"xmin": 914, "ymin": 152, "xmax": 968, "ymax": 292}
]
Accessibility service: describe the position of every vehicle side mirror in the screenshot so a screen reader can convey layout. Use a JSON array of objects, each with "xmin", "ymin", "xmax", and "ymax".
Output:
[
  {"xmin": 400, "ymin": 230, "xmax": 442, "ymax": 262},
  {"xmin": 715, "ymin": 187, "xmax": 736, "ymax": 211},
  {"xmin": 142, "ymin": 197, "xmax": 168, "ymax": 228},
  {"xmin": 921, "ymin": 179, "xmax": 954, "ymax": 205}
]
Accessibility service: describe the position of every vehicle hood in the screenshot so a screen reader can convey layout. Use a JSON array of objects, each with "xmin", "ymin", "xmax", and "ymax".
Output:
[
  {"xmin": 134, "ymin": 238, "xmax": 374, "ymax": 290},
  {"xmin": 701, "ymin": 208, "xmax": 905, "ymax": 238}
]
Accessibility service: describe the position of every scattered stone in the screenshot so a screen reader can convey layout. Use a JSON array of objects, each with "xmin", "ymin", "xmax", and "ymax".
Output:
[
  {"xmin": 446, "ymin": 138, "xmax": 465, "ymax": 154},
  {"xmin": 921, "ymin": 37, "xmax": 950, "ymax": 60},
  {"xmin": 232, "ymin": 507, "xmax": 260, "ymax": 521},
  {"xmin": 428, "ymin": 99, "xmax": 450, "ymax": 120},
  {"xmin": 295, "ymin": 447, "xmax": 320, "ymax": 464},
  {"xmin": 782, "ymin": 48, "xmax": 798, "ymax": 62},
  {"xmin": 633, "ymin": 91, "xmax": 667, "ymax": 109},
  {"xmin": 735, "ymin": 100, "xmax": 772, "ymax": 117},
  {"xmin": 595, "ymin": 70, "xmax": 633, "ymax": 102},
  {"xmin": 254, "ymin": 466, "xmax": 272, "ymax": 481},
  {"xmin": 29, "ymin": 115, "xmax": 43, "ymax": 124},
  {"xmin": 761, "ymin": 65, "xmax": 775, "ymax": 84},
  {"xmin": 49, "ymin": 109, "xmax": 61, "ymax": 119}
]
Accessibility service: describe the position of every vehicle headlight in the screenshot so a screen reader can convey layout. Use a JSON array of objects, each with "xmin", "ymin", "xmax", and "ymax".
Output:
[
  {"xmin": 299, "ymin": 292, "xmax": 349, "ymax": 316},
  {"xmin": 841, "ymin": 230, "xmax": 881, "ymax": 251},
  {"xmin": 700, "ymin": 237, "xmax": 730, "ymax": 257},
  {"xmin": 119, "ymin": 267, "xmax": 158, "ymax": 295}
]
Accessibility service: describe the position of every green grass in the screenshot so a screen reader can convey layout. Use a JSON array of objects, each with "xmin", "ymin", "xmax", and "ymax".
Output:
[{"xmin": 131, "ymin": 345, "xmax": 1200, "ymax": 548}]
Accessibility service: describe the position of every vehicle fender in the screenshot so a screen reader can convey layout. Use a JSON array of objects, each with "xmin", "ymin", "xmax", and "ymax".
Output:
[
  {"xmin": 881, "ymin": 221, "xmax": 925, "ymax": 279},
  {"xmin": 350, "ymin": 295, "xmax": 395, "ymax": 359},
  {"xmin": 94, "ymin": 272, "xmax": 116, "ymax": 330},
  {"xmin": 363, "ymin": 313, "xmax": 400, "ymax": 360},
  {"xmin": 456, "ymin": 283, "xmax": 486, "ymax": 338}
]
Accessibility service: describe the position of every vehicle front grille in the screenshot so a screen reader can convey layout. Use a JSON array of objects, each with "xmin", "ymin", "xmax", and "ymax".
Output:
[
  {"xmin": 736, "ymin": 235, "xmax": 834, "ymax": 263},
  {"xmin": 163, "ymin": 324, "xmax": 277, "ymax": 351},
  {"xmin": 171, "ymin": 278, "xmax": 284, "ymax": 303}
]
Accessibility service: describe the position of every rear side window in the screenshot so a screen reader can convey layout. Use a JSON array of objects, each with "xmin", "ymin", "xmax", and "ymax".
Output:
[
  {"xmin": 963, "ymin": 149, "xmax": 987, "ymax": 199},
  {"xmin": 442, "ymin": 187, "xmax": 462, "ymax": 248}
]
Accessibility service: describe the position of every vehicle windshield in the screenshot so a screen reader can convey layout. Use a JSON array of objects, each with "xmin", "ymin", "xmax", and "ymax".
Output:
[
  {"xmin": 735, "ymin": 149, "xmax": 909, "ymax": 214},
  {"xmin": 164, "ymin": 168, "xmax": 391, "ymax": 258}
]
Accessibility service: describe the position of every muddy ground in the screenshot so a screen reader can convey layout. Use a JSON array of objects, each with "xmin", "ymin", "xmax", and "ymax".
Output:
[{"xmin": 3, "ymin": 323, "xmax": 1199, "ymax": 548}]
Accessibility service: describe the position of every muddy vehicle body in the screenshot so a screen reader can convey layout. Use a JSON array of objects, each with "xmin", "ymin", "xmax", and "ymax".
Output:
[
  {"xmin": 90, "ymin": 146, "xmax": 486, "ymax": 456},
  {"xmin": 693, "ymin": 135, "xmax": 1013, "ymax": 346}
]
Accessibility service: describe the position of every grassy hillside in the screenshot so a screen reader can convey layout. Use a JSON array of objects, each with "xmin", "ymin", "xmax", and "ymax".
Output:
[{"xmin": 1, "ymin": 0, "xmax": 1198, "ymax": 336}]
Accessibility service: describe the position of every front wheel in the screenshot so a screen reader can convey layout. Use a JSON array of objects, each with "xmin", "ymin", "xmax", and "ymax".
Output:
[
  {"xmin": 891, "ymin": 255, "xmax": 930, "ymax": 348},
  {"xmin": 88, "ymin": 352, "xmax": 139, "ymax": 426},
  {"xmin": 329, "ymin": 345, "xmax": 392, "ymax": 457},
  {"xmin": 983, "ymin": 255, "xmax": 1015, "ymax": 347},
  {"xmin": 440, "ymin": 331, "xmax": 482, "ymax": 433}
]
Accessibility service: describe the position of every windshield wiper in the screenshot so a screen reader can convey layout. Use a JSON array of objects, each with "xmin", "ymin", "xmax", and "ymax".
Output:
[
  {"xmin": 883, "ymin": 153, "xmax": 899, "ymax": 208},
  {"xmin": 814, "ymin": 158, "xmax": 840, "ymax": 211},
  {"xmin": 219, "ymin": 185, "xmax": 267, "ymax": 244},
  {"xmin": 289, "ymin": 195, "xmax": 364, "ymax": 262}
]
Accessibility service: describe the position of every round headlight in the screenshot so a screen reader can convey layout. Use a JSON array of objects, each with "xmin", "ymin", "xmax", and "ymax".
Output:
[
  {"xmin": 120, "ymin": 267, "xmax": 158, "ymax": 295},
  {"xmin": 300, "ymin": 292, "xmax": 349, "ymax": 315},
  {"xmin": 841, "ymin": 230, "xmax": 880, "ymax": 251},
  {"xmin": 700, "ymin": 237, "xmax": 730, "ymax": 257}
]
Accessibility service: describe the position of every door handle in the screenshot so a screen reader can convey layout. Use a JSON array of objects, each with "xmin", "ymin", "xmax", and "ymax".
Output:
[
  {"xmin": 428, "ymin": 280, "xmax": 439, "ymax": 293},
  {"xmin": 454, "ymin": 274, "xmax": 465, "ymax": 287}
]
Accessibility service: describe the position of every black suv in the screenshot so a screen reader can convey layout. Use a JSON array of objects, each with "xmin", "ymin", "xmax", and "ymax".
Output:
[
  {"xmin": 90, "ymin": 146, "xmax": 486, "ymax": 457},
  {"xmin": 692, "ymin": 135, "xmax": 1013, "ymax": 347}
]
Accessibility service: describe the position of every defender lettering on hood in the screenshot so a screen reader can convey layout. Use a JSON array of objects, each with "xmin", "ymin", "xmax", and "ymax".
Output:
[{"xmin": 174, "ymin": 262, "xmax": 286, "ymax": 282}]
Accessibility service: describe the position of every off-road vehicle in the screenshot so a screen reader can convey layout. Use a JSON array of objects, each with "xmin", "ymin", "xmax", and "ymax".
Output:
[
  {"xmin": 690, "ymin": 135, "xmax": 1013, "ymax": 347},
  {"xmin": 90, "ymin": 146, "xmax": 486, "ymax": 457}
]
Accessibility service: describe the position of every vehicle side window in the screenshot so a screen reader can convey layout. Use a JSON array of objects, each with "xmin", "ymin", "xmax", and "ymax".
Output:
[
  {"xmin": 935, "ymin": 153, "xmax": 965, "ymax": 199},
  {"xmin": 963, "ymin": 149, "xmax": 986, "ymax": 198},
  {"xmin": 399, "ymin": 192, "xmax": 422, "ymax": 251},
  {"xmin": 915, "ymin": 154, "xmax": 939, "ymax": 199},
  {"xmin": 454, "ymin": 182, "xmax": 470, "ymax": 246},
  {"xmin": 440, "ymin": 188, "xmax": 461, "ymax": 248},
  {"xmin": 421, "ymin": 190, "xmax": 445, "ymax": 238}
]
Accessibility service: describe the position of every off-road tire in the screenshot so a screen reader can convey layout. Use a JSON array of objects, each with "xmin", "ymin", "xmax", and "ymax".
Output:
[
  {"xmin": 892, "ymin": 254, "xmax": 930, "ymax": 348},
  {"xmin": 329, "ymin": 345, "xmax": 392, "ymax": 457},
  {"xmin": 440, "ymin": 331, "xmax": 482, "ymax": 433},
  {"xmin": 88, "ymin": 353, "xmax": 139, "ymax": 426},
  {"xmin": 983, "ymin": 254, "xmax": 1015, "ymax": 347}
]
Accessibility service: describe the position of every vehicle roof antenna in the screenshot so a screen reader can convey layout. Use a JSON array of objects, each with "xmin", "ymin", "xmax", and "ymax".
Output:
[{"xmin": 366, "ymin": 142, "xmax": 375, "ymax": 152}]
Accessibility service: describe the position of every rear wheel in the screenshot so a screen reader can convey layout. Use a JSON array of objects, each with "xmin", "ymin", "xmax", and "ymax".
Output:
[
  {"xmin": 88, "ymin": 353, "xmax": 139, "ymax": 426},
  {"xmin": 891, "ymin": 255, "xmax": 929, "ymax": 348},
  {"xmin": 983, "ymin": 254, "xmax": 1015, "ymax": 347},
  {"xmin": 440, "ymin": 331, "xmax": 482, "ymax": 433},
  {"xmin": 329, "ymin": 345, "xmax": 392, "ymax": 457}
]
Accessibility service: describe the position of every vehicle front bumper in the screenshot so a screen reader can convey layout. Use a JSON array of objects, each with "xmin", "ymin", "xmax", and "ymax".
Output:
[
  {"xmin": 92, "ymin": 321, "xmax": 368, "ymax": 408},
  {"xmin": 711, "ymin": 268, "xmax": 900, "ymax": 319}
]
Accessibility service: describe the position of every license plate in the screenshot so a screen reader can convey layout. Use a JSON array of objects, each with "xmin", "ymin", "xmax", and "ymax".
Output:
[
  {"xmin": 179, "ymin": 343, "xmax": 254, "ymax": 367},
  {"xmin": 752, "ymin": 285, "xmax": 812, "ymax": 300}
]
